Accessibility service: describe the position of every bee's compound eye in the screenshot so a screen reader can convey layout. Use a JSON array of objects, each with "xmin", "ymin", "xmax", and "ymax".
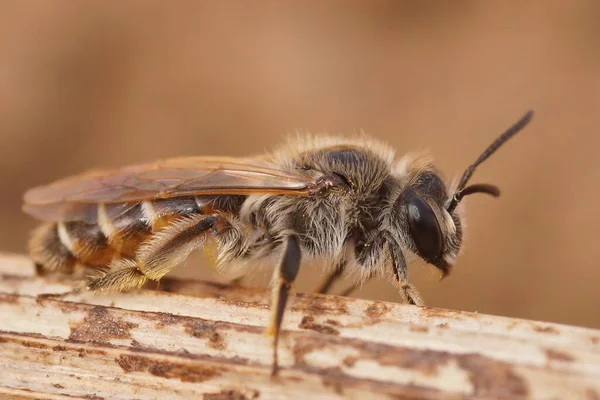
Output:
[{"xmin": 406, "ymin": 195, "xmax": 443, "ymax": 263}]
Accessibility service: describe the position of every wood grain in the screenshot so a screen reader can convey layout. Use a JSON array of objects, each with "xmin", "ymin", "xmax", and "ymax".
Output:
[{"xmin": 0, "ymin": 252, "xmax": 599, "ymax": 400}]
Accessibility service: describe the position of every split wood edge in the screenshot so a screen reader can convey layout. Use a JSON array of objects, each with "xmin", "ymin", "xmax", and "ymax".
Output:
[{"xmin": 0, "ymin": 252, "xmax": 599, "ymax": 400}]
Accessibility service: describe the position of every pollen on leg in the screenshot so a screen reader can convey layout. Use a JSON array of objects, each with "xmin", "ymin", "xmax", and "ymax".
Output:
[
  {"xmin": 86, "ymin": 259, "xmax": 148, "ymax": 292},
  {"xmin": 135, "ymin": 214, "xmax": 216, "ymax": 281}
]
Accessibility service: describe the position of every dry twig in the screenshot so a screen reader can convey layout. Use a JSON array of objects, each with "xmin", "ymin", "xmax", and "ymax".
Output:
[{"xmin": 0, "ymin": 252, "xmax": 599, "ymax": 399}]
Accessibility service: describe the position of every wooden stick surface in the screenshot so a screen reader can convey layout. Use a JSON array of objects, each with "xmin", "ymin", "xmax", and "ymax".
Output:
[{"xmin": 0, "ymin": 252, "xmax": 599, "ymax": 399}]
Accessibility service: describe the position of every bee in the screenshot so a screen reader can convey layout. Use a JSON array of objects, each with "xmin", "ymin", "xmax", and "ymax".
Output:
[{"xmin": 23, "ymin": 111, "xmax": 533, "ymax": 375}]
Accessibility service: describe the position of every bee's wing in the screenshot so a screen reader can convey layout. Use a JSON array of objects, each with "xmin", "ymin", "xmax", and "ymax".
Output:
[{"xmin": 23, "ymin": 156, "xmax": 319, "ymax": 222}]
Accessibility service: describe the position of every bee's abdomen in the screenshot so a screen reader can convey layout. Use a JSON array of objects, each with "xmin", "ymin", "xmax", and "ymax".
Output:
[
  {"xmin": 30, "ymin": 196, "xmax": 210, "ymax": 273},
  {"xmin": 29, "ymin": 222, "xmax": 77, "ymax": 273}
]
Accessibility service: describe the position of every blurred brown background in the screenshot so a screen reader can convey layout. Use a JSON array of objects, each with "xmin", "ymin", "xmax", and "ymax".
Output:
[{"xmin": 1, "ymin": 1, "xmax": 599, "ymax": 328}]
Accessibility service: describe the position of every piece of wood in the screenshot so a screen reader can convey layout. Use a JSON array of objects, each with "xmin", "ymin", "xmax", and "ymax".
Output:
[{"xmin": 0, "ymin": 252, "xmax": 599, "ymax": 400}]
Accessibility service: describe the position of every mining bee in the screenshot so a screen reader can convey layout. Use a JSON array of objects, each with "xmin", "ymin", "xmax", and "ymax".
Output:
[{"xmin": 23, "ymin": 111, "xmax": 533, "ymax": 374}]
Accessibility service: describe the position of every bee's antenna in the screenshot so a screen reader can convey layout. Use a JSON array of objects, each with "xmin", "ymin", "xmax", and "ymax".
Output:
[{"xmin": 447, "ymin": 110, "xmax": 534, "ymax": 213}]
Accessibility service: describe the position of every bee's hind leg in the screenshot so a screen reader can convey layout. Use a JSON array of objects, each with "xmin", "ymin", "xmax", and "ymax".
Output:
[
  {"xmin": 266, "ymin": 235, "xmax": 301, "ymax": 377},
  {"xmin": 86, "ymin": 214, "xmax": 224, "ymax": 292}
]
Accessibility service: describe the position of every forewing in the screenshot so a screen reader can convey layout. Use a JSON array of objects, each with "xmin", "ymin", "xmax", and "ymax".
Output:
[{"xmin": 23, "ymin": 156, "xmax": 317, "ymax": 222}]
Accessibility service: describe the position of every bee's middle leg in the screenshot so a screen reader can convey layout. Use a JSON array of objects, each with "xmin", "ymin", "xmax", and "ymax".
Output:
[
  {"xmin": 86, "ymin": 214, "xmax": 230, "ymax": 292},
  {"xmin": 267, "ymin": 235, "xmax": 301, "ymax": 377},
  {"xmin": 316, "ymin": 260, "xmax": 345, "ymax": 294},
  {"xmin": 339, "ymin": 270, "xmax": 376, "ymax": 297}
]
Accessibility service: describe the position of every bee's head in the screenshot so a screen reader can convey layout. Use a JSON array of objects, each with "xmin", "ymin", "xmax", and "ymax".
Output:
[{"xmin": 388, "ymin": 111, "xmax": 533, "ymax": 277}]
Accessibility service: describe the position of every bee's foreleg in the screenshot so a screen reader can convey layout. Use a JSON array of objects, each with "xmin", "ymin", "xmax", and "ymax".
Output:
[
  {"xmin": 266, "ymin": 235, "xmax": 301, "ymax": 377},
  {"xmin": 86, "ymin": 214, "xmax": 220, "ymax": 292},
  {"xmin": 389, "ymin": 241, "xmax": 424, "ymax": 306},
  {"xmin": 315, "ymin": 260, "xmax": 345, "ymax": 294}
]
